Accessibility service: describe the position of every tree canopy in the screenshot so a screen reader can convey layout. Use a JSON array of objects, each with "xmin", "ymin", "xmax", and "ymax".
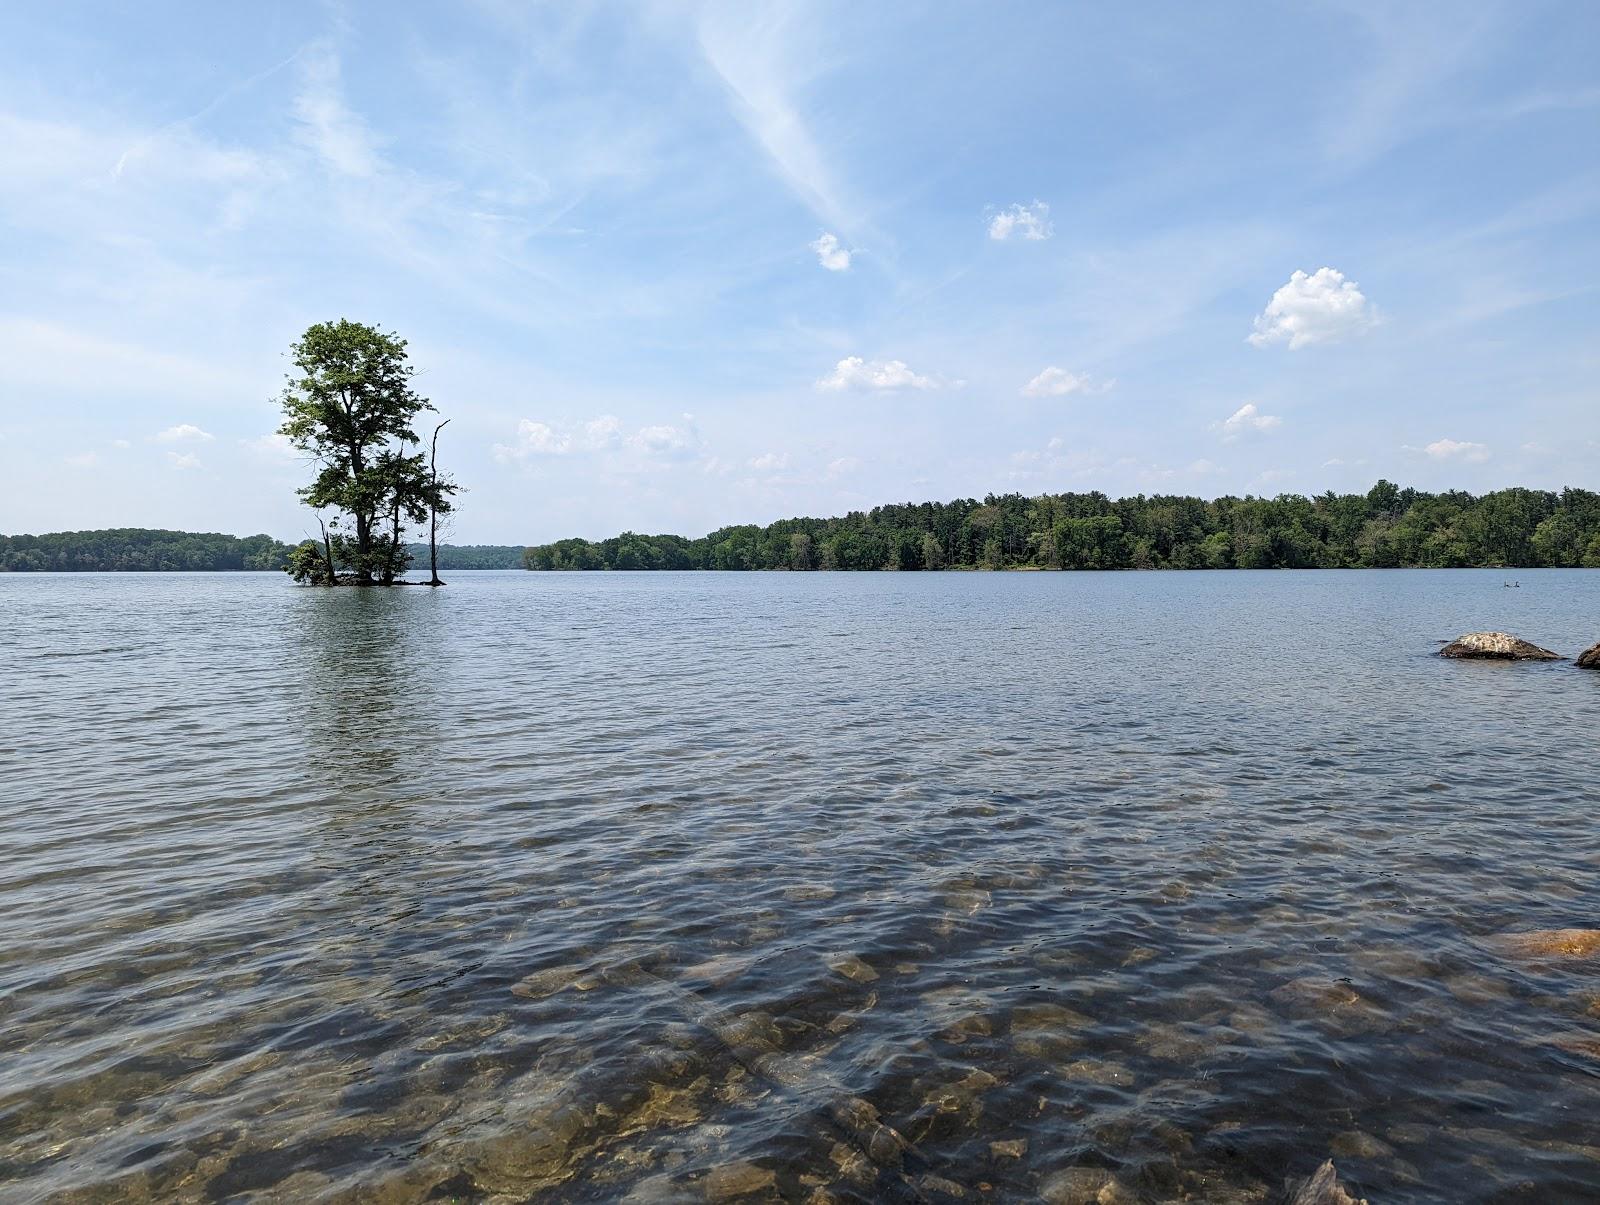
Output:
[
  {"xmin": 0, "ymin": 529, "xmax": 290, "ymax": 572},
  {"xmin": 278, "ymin": 320, "xmax": 457, "ymax": 584},
  {"xmin": 523, "ymin": 483, "xmax": 1600, "ymax": 572}
]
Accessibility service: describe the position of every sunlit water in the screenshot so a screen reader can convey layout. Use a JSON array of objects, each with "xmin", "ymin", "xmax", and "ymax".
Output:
[{"xmin": 3, "ymin": 569, "xmax": 1599, "ymax": 1203}]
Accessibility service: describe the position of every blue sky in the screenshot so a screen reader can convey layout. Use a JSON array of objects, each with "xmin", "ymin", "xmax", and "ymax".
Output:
[{"xmin": 1, "ymin": 2, "xmax": 1596, "ymax": 543}]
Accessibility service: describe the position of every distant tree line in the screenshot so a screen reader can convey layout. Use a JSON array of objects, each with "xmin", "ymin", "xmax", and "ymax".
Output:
[
  {"xmin": 0, "ymin": 529, "xmax": 291, "ymax": 572},
  {"xmin": 402, "ymin": 543, "xmax": 524, "ymax": 570},
  {"xmin": 523, "ymin": 483, "xmax": 1600, "ymax": 572},
  {"xmin": 0, "ymin": 530, "xmax": 524, "ymax": 572}
]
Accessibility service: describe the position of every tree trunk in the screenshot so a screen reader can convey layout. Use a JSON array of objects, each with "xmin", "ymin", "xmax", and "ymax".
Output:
[
  {"xmin": 429, "ymin": 420, "xmax": 450, "ymax": 586},
  {"xmin": 384, "ymin": 497, "xmax": 401, "ymax": 585},
  {"xmin": 349, "ymin": 440, "xmax": 373, "ymax": 584},
  {"xmin": 318, "ymin": 514, "xmax": 337, "ymax": 585}
]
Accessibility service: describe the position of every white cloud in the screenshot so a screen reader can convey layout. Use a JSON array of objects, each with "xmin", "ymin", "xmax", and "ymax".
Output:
[
  {"xmin": 817, "ymin": 356, "xmax": 937, "ymax": 392},
  {"xmin": 630, "ymin": 424, "xmax": 695, "ymax": 455},
  {"xmin": 64, "ymin": 451, "xmax": 99, "ymax": 468},
  {"xmin": 1020, "ymin": 366, "xmax": 1111, "ymax": 398},
  {"xmin": 1248, "ymin": 267, "xmax": 1377, "ymax": 349},
  {"xmin": 1219, "ymin": 403, "xmax": 1283, "ymax": 438},
  {"xmin": 166, "ymin": 451, "xmax": 201, "ymax": 470},
  {"xmin": 988, "ymin": 201, "xmax": 1052, "ymax": 241},
  {"xmin": 581, "ymin": 415, "xmax": 623, "ymax": 449},
  {"xmin": 1422, "ymin": 437, "xmax": 1490, "ymax": 462},
  {"xmin": 826, "ymin": 456, "xmax": 860, "ymax": 476},
  {"xmin": 810, "ymin": 232, "xmax": 851, "ymax": 271},
  {"xmin": 493, "ymin": 415, "xmax": 625, "ymax": 462},
  {"xmin": 748, "ymin": 452, "xmax": 788, "ymax": 470},
  {"xmin": 497, "ymin": 420, "xmax": 570, "ymax": 459},
  {"xmin": 153, "ymin": 423, "xmax": 214, "ymax": 443}
]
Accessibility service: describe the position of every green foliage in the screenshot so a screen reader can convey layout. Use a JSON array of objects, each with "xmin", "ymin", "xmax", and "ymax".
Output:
[
  {"xmin": 284, "ymin": 539, "xmax": 334, "ymax": 584},
  {"xmin": 401, "ymin": 543, "xmax": 523, "ymax": 569},
  {"xmin": 522, "ymin": 482, "xmax": 1600, "ymax": 572},
  {"xmin": 278, "ymin": 320, "xmax": 458, "ymax": 584},
  {"xmin": 0, "ymin": 529, "xmax": 290, "ymax": 572}
]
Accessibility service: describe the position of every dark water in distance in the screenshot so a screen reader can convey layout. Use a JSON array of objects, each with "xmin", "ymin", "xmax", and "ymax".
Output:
[{"xmin": 4, "ymin": 569, "xmax": 1600, "ymax": 1204}]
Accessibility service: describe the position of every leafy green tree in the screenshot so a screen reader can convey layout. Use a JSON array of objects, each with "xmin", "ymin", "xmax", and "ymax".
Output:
[
  {"xmin": 277, "ymin": 320, "xmax": 456, "ymax": 585},
  {"xmin": 285, "ymin": 539, "xmax": 335, "ymax": 584}
]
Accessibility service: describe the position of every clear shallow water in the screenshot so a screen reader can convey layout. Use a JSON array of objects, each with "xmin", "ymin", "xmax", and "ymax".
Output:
[{"xmin": 3, "ymin": 569, "xmax": 1599, "ymax": 1204}]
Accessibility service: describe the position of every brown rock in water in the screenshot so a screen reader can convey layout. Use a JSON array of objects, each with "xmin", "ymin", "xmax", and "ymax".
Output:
[
  {"xmin": 1439, "ymin": 632, "xmax": 1563, "ymax": 660},
  {"xmin": 1288, "ymin": 1159, "xmax": 1367, "ymax": 1205},
  {"xmin": 1578, "ymin": 642, "xmax": 1600, "ymax": 669},
  {"xmin": 1495, "ymin": 929, "xmax": 1600, "ymax": 958}
]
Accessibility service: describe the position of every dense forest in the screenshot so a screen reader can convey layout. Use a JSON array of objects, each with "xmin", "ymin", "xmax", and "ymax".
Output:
[
  {"xmin": 524, "ymin": 483, "xmax": 1600, "ymax": 572},
  {"xmin": 403, "ymin": 543, "xmax": 525, "ymax": 570},
  {"xmin": 0, "ymin": 529, "xmax": 292, "ymax": 572},
  {"xmin": 0, "ymin": 530, "xmax": 525, "ymax": 572}
]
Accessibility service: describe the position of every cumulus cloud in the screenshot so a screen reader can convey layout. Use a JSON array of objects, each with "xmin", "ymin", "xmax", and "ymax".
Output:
[
  {"xmin": 1248, "ymin": 267, "xmax": 1376, "ymax": 349},
  {"xmin": 630, "ymin": 424, "xmax": 695, "ymax": 455},
  {"xmin": 1219, "ymin": 403, "xmax": 1283, "ymax": 438},
  {"xmin": 493, "ymin": 415, "xmax": 624, "ymax": 462},
  {"xmin": 1422, "ymin": 437, "xmax": 1490, "ymax": 462},
  {"xmin": 166, "ymin": 451, "xmax": 201, "ymax": 470},
  {"xmin": 64, "ymin": 451, "xmax": 99, "ymax": 468},
  {"xmin": 153, "ymin": 423, "xmax": 214, "ymax": 443},
  {"xmin": 1020, "ymin": 366, "xmax": 1112, "ymax": 397},
  {"xmin": 826, "ymin": 456, "xmax": 860, "ymax": 476},
  {"xmin": 747, "ymin": 452, "xmax": 788, "ymax": 470},
  {"xmin": 817, "ymin": 356, "xmax": 937, "ymax": 392},
  {"xmin": 810, "ymin": 231, "xmax": 851, "ymax": 271},
  {"xmin": 988, "ymin": 201, "xmax": 1052, "ymax": 241}
]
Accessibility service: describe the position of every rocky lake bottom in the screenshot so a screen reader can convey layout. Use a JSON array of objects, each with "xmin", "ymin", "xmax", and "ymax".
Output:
[{"xmin": 3, "ymin": 569, "xmax": 1599, "ymax": 1202}]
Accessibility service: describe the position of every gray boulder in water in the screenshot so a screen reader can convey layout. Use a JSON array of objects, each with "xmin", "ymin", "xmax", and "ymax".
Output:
[
  {"xmin": 1439, "ymin": 631, "xmax": 1563, "ymax": 661},
  {"xmin": 1287, "ymin": 1159, "xmax": 1367, "ymax": 1205},
  {"xmin": 1578, "ymin": 642, "xmax": 1600, "ymax": 669}
]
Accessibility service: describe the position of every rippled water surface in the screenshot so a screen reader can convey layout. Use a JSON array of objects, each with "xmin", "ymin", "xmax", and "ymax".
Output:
[{"xmin": 4, "ymin": 569, "xmax": 1600, "ymax": 1203}]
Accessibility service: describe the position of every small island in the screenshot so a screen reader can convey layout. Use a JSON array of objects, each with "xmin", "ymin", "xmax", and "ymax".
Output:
[{"xmin": 277, "ymin": 320, "xmax": 459, "ymax": 587}]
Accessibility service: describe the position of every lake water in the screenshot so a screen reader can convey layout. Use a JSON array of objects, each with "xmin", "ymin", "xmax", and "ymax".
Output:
[{"xmin": 3, "ymin": 569, "xmax": 1599, "ymax": 1203}]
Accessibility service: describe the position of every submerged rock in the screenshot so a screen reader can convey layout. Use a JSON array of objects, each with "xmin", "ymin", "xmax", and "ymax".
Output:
[
  {"xmin": 1287, "ymin": 1159, "xmax": 1367, "ymax": 1205},
  {"xmin": 1494, "ymin": 929, "xmax": 1600, "ymax": 959},
  {"xmin": 1039, "ymin": 1166, "xmax": 1137, "ymax": 1205},
  {"xmin": 1438, "ymin": 632, "xmax": 1563, "ymax": 660},
  {"xmin": 1579, "ymin": 642, "xmax": 1600, "ymax": 669},
  {"xmin": 701, "ymin": 1161, "xmax": 777, "ymax": 1201}
]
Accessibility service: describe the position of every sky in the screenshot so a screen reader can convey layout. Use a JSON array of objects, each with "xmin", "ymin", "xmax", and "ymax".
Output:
[{"xmin": 0, "ymin": 2, "xmax": 1596, "ymax": 544}]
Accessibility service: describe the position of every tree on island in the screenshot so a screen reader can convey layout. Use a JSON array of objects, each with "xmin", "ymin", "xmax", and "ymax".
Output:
[{"xmin": 277, "ymin": 320, "xmax": 458, "ymax": 585}]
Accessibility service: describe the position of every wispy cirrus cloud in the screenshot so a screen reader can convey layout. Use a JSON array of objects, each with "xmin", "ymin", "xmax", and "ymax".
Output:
[
  {"xmin": 293, "ymin": 41, "xmax": 383, "ymax": 178},
  {"xmin": 697, "ymin": 5, "xmax": 854, "ymax": 233}
]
